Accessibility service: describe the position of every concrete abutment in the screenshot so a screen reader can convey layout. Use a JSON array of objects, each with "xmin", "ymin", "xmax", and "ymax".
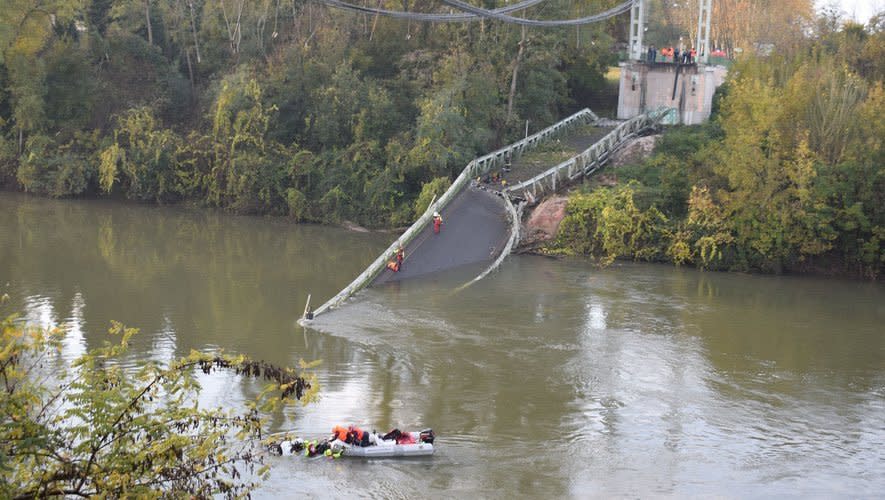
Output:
[{"xmin": 618, "ymin": 62, "xmax": 727, "ymax": 125}]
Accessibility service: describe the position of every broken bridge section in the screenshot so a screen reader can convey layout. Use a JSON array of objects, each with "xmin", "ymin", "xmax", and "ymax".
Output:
[
  {"xmin": 504, "ymin": 107, "xmax": 673, "ymax": 204},
  {"xmin": 373, "ymin": 185, "xmax": 509, "ymax": 285},
  {"xmin": 306, "ymin": 107, "xmax": 673, "ymax": 320},
  {"xmin": 311, "ymin": 108, "xmax": 600, "ymax": 317}
]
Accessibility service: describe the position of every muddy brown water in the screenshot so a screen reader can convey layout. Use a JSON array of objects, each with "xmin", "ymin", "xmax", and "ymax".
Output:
[{"xmin": 2, "ymin": 193, "xmax": 883, "ymax": 498}]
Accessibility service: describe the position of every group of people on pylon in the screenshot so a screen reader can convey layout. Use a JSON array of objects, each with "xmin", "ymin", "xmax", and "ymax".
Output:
[{"xmin": 654, "ymin": 46, "xmax": 697, "ymax": 65}]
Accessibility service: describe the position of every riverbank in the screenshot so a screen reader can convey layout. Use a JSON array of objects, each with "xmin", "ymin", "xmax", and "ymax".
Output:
[
  {"xmin": 518, "ymin": 196, "xmax": 882, "ymax": 282},
  {"xmin": 516, "ymin": 120, "xmax": 882, "ymax": 282}
]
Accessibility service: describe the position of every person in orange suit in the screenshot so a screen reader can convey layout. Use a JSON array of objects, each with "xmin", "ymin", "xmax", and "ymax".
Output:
[{"xmin": 432, "ymin": 212, "xmax": 443, "ymax": 234}]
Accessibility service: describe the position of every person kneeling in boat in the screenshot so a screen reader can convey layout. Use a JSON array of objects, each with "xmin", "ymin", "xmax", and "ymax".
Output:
[
  {"xmin": 332, "ymin": 424, "xmax": 371, "ymax": 447},
  {"xmin": 382, "ymin": 428, "xmax": 415, "ymax": 444}
]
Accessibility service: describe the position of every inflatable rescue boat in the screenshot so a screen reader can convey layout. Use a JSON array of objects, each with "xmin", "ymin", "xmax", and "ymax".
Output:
[{"xmin": 332, "ymin": 431, "xmax": 434, "ymax": 457}]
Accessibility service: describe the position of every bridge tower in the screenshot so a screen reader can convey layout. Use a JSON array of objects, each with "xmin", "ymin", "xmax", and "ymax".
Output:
[
  {"xmin": 618, "ymin": 0, "xmax": 725, "ymax": 125},
  {"xmin": 628, "ymin": 0, "xmax": 648, "ymax": 62},
  {"xmin": 696, "ymin": 0, "xmax": 713, "ymax": 64}
]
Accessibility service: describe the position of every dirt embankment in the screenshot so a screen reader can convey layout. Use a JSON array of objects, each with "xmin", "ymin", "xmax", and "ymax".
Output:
[
  {"xmin": 609, "ymin": 134, "xmax": 660, "ymax": 168},
  {"xmin": 517, "ymin": 134, "xmax": 661, "ymax": 252},
  {"xmin": 517, "ymin": 195, "xmax": 569, "ymax": 252}
]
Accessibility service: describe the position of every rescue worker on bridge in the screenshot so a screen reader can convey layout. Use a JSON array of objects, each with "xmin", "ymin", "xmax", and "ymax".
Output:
[
  {"xmin": 432, "ymin": 212, "xmax": 443, "ymax": 234},
  {"xmin": 396, "ymin": 245, "xmax": 405, "ymax": 269},
  {"xmin": 386, "ymin": 245, "xmax": 405, "ymax": 272}
]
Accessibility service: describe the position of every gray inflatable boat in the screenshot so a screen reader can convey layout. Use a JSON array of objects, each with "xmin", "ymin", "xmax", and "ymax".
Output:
[{"xmin": 333, "ymin": 430, "xmax": 435, "ymax": 457}]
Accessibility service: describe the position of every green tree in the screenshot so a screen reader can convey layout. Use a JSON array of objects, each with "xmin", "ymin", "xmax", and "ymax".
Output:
[
  {"xmin": 413, "ymin": 176, "xmax": 451, "ymax": 219},
  {"xmin": 17, "ymin": 133, "xmax": 96, "ymax": 197},
  {"xmin": 1, "ymin": 308, "xmax": 317, "ymax": 498},
  {"xmin": 210, "ymin": 72, "xmax": 293, "ymax": 213},
  {"xmin": 1, "ymin": 0, "xmax": 81, "ymax": 148},
  {"xmin": 713, "ymin": 73, "xmax": 836, "ymax": 271},
  {"xmin": 408, "ymin": 84, "xmax": 472, "ymax": 180},
  {"xmin": 554, "ymin": 184, "xmax": 669, "ymax": 265},
  {"xmin": 99, "ymin": 107, "xmax": 180, "ymax": 201},
  {"xmin": 305, "ymin": 63, "xmax": 364, "ymax": 149},
  {"xmin": 685, "ymin": 185, "xmax": 735, "ymax": 269}
]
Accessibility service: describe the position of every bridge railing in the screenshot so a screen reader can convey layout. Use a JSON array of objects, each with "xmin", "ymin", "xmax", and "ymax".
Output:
[
  {"xmin": 467, "ymin": 108, "xmax": 600, "ymax": 179},
  {"xmin": 454, "ymin": 194, "xmax": 524, "ymax": 292},
  {"xmin": 504, "ymin": 107, "xmax": 672, "ymax": 203},
  {"xmin": 310, "ymin": 108, "xmax": 600, "ymax": 317}
]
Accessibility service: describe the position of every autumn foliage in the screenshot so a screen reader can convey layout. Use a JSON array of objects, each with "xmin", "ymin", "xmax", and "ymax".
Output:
[{"xmin": 554, "ymin": 18, "xmax": 884, "ymax": 279}]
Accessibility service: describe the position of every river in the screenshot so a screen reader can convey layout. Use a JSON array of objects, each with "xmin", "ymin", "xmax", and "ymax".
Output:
[{"xmin": 2, "ymin": 193, "xmax": 883, "ymax": 498}]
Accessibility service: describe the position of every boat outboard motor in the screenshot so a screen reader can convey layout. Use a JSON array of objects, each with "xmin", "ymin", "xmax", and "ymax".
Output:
[{"xmin": 419, "ymin": 429, "xmax": 435, "ymax": 444}]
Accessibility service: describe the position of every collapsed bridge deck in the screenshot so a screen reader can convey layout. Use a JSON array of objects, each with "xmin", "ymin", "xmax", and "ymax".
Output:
[
  {"xmin": 308, "ymin": 107, "xmax": 671, "ymax": 318},
  {"xmin": 373, "ymin": 185, "xmax": 510, "ymax": 285}
]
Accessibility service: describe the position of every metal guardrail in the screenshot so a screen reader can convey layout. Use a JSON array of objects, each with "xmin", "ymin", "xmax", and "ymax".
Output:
[
  {"xmin": 310, "ymin": 108, "xmax": 600, "ymax": 317},
  {"xmin": 503, "ymin": 107, "xmax": 672, "ymax": 203},
  {"xmin": 454, "ymin": 193, "xmax": 524, "ymax": 293}
]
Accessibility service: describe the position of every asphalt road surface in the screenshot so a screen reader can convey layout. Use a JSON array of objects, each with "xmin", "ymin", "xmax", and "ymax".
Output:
[{"xmin": 372, "ymin": 185, "xmax": 510, "ymax": 285}]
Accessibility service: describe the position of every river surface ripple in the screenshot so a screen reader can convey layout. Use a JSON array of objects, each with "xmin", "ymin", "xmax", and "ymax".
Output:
[{"xmin": 2, "ymin": 193, "xmax": 883, "ymax": 498}]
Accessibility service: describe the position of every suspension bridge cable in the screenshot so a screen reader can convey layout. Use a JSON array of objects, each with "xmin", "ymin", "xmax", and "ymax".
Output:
[
  {"xmin": 317, "ymin": 0, "xmax": 547, "ymax": 22},
  {"xmin": 439, "ymin": 0, "xmax": 635, "ymax": 26},
  {"xmin": 316, "ymin": 0, "xmax": 635, "ymax": 26}
]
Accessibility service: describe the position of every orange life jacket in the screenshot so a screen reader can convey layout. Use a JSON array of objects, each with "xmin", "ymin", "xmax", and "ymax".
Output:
[
  {"xmin": 349, "ymin": 426, "xmax": 365, "ymax": 440},
  {"xmin": 332, "ymin": 425, "xmax": 349, "ymax": 442}
]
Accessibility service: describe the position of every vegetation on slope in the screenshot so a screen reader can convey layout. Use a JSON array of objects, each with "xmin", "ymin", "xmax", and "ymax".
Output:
[
  {"xmin": 0, "ymin": 300, "xmax": 318, "ymax": 497},
  {"xmin": 551, "ymin": 18, "xmax": 884, "ymax": 279},
  {"xmin": 0, "ymin": 0, "xmax": 623, "ymax": 227}
]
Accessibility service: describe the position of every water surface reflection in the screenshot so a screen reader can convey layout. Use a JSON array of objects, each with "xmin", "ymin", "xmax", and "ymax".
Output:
[{"xmin": 2, "ymin": 194, "xmax": 883, "ymax": 498}]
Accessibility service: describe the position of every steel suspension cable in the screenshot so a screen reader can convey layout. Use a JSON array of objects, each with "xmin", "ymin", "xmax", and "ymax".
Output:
[
  {"xmin": 317, "ymin": 0, "xmax": 547, "ymax": 22},
  {"xmin": 439, "ymin": 0, "xmax": 635, "ymax": 26},
  {"xmin": 317, "ymin": 0, "xmax": 635, "ymax": 26}
]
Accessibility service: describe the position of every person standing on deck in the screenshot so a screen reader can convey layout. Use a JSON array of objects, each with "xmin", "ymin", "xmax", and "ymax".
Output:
[
  {"xmin": 433, "ymin": 212, "xmax": 443, "ymax": 234},
  {"xmin": 395, "ymin": 245, "xmax": 405, "ymax": 269}
]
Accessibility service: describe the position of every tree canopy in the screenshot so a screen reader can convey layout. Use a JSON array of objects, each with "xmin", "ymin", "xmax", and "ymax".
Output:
[
  {"xmin": 1, "ymin": 301, "xmax": 318, "ymax": 498},
  {"xmin": 0, "ymin": 0, "xmax": 624, "ymax": 226}
]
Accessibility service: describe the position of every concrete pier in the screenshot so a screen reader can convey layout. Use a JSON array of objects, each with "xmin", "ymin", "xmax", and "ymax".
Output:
[{"xmin": 617, "ymin": 61, "xmax": 727, "ymax": 125}]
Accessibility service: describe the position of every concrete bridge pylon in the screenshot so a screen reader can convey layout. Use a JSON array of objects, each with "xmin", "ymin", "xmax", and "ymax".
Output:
[{"xmin": 621, "ymin": 0, "xmax": 725, "ymax": 125}]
